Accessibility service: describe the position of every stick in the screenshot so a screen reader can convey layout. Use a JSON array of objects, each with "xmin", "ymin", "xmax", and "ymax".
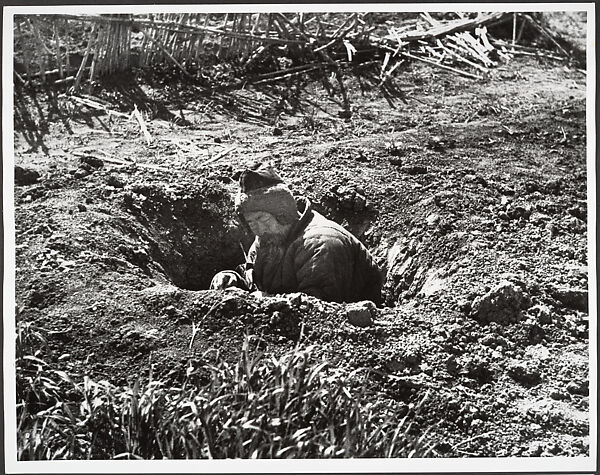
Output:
[
  {"xmin": 331, "ymin": 12, "xmax": 356, "ymax": 38},
  {"xmin": 53, "ymin": 76, "xmax": 75, "ymax": 86},
  {"xmin": 68, "ymin": 95, "xmax": 131, "ymax": 118},
  {"xmin": 313, "ymin": 16, "xmax": 359, "ymax": 54},
  {"xmin": 203, "ymin": 146, "xmax": 236, "ymax": 166},
  {"xmin": 451, "ymin": 431, "xmax": 494, "ymax": 450},
  {"xmin": 491, "ymin": 38, "xmax": 568, "ymax": 57},
  {"xmin": 70, "ymin": 23, "xmax": 97, "ymax": 94},
  {"xmin": 217, "ymin": 13, "xmax": 229, "ymax": 58},
  {"xmin": 509, "ymin": 50, "xmax": 567, "ymax": 61},
  {"xmin": 251, "ymin": 12, "xmax": 261, "ymax": 35},
  {"xmin": 27, "ymin": 18, "xmax": 48, "ymax": 84},
  {"xmin": 16, "ymin": 20, "xmax": 31, "ymax": 83},
  {"xmin": 515, "ymin": 15, "xmax": 527, "ymax": 44},
  {"xmin": 377, "ymin": 59, "xmax": 404, "ymax": 86},
  {"xmin": 64, "ymin": 18, "xmax": 72, "ymax": 74},
  {"xmin": 239, "ymin": 242, "xmax": 248, "ymax": 261},
  {"xmin": 14, "ymin": 71, "xmax": 26, "ymax": 85},
  {"xmin": 437, "ymin": 39, "xmax": 489, "ymax": 73},
  {"xmin": 132, "ymin": 105, "xmax": 153, "ymax": 144},
  {"xmin": 25, "ymin": 67, "xmax": 90, "ymax": 80},
  {"xmin": 251, "ymin": 67, "xmax": 322, "ymax": 85},
  {"xmin": 27, "ymin": 17, "xmax": 53, "ymax": 55},
  {"xmin": 400, "ymin": 51, "xmax": 483, "ymax": 80},
  {"xmin": 250, "ymin": 63, "xmax": 325, "ymax": 84}
]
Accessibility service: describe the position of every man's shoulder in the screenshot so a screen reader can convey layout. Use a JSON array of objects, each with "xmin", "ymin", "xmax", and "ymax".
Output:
[{"xmin": 301, "ymin": 211, "xmax": 356, "ymax": 244}]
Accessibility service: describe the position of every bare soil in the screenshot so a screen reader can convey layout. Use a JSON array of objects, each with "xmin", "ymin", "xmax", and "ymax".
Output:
[{"xmin": 13, "ymin": 45, "xmax": 589, "ymax": 457}]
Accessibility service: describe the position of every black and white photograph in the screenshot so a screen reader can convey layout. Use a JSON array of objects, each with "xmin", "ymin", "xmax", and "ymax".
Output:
[{"xmin": 2, "ymin": 3, "xmax": 596, "ymax": 473}]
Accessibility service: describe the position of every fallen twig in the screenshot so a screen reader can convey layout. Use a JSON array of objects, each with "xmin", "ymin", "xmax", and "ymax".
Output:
[
  {"xmin": 437, "ymin": 39, "xmax": 489, "ymax": 73},
  {"xmin": 491, "ymin": 39, "xmax": 568, "ymax": 61},
  {"xmin": 400, "ymin": 51, "xmax": 483, "ymax": 80},
  {"xmin": 313, "ymin": 13, "xmax": 358, "ymax": 53},
  {"xmin": 48, "ymin": 326, "xmax": 73, "ymax": 335},
  {"xmin": 250, "ymin": 65, "xmax": 323, "ymax": 85},
  {"xmin": 132, "ymin": 105, "xmax": 153, "ymax": 145},
  {"xmin": 509, "ymin": 50, "xmax": 567, "ymax": 61},
  {"xmin": 72, "ymin": 150, "xmax": 129, "ymax": 166},
  {"xmin": 14, "ymin": 71, "xmax": 26, "ymax": 85},
  {"xmin": 67, "ymin": 95, "xmax": 131, "ymax": 118},
  {"xmin": 203, "ymin": 145, "xmax": 236, "ymax": 166},
  {"xmin": 378, "ymin": 59, "xmax": 404, "ymax": 86},
  {"xmin": 451, "ymin": 431, "xmax": 494, "ymax": 450},
  {"xmin": 251, "ymin": 62, "xmax": 327, "ymax": 81},
  {"xmin": 53, "ymin": 76, "xmax": 76, "ymax": 86},
  {"xmin": 167, "ymin": 138, "xmax": 208, "ymax": 157}
]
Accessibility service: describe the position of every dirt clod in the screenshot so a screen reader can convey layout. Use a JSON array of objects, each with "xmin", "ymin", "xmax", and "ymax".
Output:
[
  {"xmin": 106, "ymin": 175, "xmax": 125, "ymax": 188},
  {"xmin": 15, "ymin": 165, "xmax": 40, "ymax": 185},
  {"xmin": 470, "ymin": 281, "xmax": 527, "ymax": 325},
  {"xmin": 73, "ymin": 168, "xmax": 90, "ymax": 179},
  {"xmin": 507, "ymin": 360, "xmax": 542, "ymax": 386},
  {"xmin": 80, "ymin": 155, "xmax": 104, "ymax": 169},
  {"xmin": 346, "ymin": 300, "xmax": 376, "ymax": 327},
  {"xmin": 566, "ymin": 380, "xmax": 588, "ymax": 396},
  {"xmin": 400, "ymin": 165, "xmax": 428, "ymax": 175},
  {"xmin": 551, "ymin": 287, "xmax": 588, "ymax": 312}
]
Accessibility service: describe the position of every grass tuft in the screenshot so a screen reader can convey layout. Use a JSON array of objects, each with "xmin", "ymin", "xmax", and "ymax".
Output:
[{"xmin": 16, "ymin": 323, "xmax": 434, "ymax": 459}]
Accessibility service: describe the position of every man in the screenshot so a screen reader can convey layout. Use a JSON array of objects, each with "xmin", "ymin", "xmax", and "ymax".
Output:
[{"xmin": 210, "ymin": 166, "xmax": 383, "ymax": 304}]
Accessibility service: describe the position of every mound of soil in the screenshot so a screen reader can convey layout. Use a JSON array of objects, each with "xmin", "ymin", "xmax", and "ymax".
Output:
[{"xmin": 13, "ymin": 49, "xmax": 589, "ymax": 457}]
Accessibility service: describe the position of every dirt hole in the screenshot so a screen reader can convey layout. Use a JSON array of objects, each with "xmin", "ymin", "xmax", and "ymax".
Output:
[
  {"xmin": 123, "ymin": 179, "xmax": 252, "ymax": 290},
  {"xmin": 121, "ymin": 178, "xmax": 443, "ymax": 300}
]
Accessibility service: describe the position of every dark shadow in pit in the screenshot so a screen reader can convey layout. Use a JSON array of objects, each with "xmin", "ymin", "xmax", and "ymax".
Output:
[{"xmin": 123, "ymin": 180, "xmax": 253, "ymax": 291}]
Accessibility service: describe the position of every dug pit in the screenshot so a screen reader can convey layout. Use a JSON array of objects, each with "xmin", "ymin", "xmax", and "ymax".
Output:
[
  {"xmin": 121, "ymin": 174, "xmax": 407, "ymax": 298},
  {"xmin": 121, "ymin": 176, "xmax": 253, "ymax": 290}
]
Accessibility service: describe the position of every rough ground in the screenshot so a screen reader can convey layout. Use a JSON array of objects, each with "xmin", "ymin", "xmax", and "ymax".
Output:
[{"xmin": 13, "ymin": 42, "xmax": 590, "ymax": 457}]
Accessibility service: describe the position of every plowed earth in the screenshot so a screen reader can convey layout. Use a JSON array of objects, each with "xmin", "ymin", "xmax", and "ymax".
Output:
[{"xmin": 13, "ymin": 50, "xmax": 590, "ymax": 457}]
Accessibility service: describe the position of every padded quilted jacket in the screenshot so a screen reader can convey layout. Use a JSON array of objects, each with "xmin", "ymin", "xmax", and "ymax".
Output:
[{"xmin": 246, "ymin": 197, "xmax": 383, "ymax": 304}]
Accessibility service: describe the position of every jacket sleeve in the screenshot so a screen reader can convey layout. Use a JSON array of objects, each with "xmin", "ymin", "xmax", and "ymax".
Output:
[{"xmin": 293, "ymin": 236, "xmax": 350, "ymax": 302}]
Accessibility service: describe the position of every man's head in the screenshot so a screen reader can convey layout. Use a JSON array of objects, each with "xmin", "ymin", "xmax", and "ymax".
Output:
[{"xmin": 235, "ymin": 166, "xmax": 299, "ymax": 237}]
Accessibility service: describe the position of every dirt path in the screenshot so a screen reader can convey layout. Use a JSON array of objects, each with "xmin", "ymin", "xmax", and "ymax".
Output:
[{"xmin": 13, "ymin": 54, "xmax": 589, "ymax": 457}]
